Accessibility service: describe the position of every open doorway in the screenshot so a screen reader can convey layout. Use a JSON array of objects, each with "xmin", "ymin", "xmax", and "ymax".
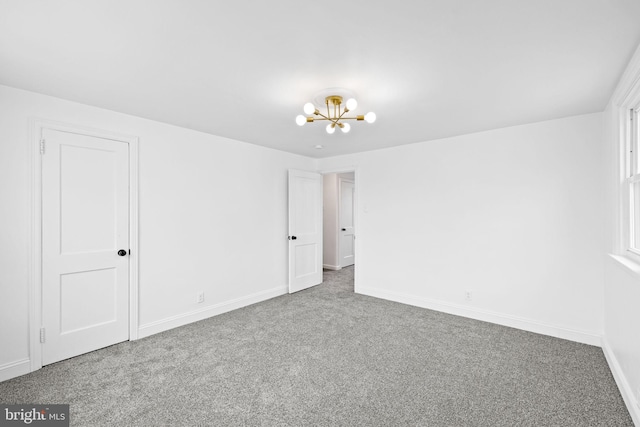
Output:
[
  {"xmin": 322, "ymin": 171, "xmax": 356, "ymax": 291},
  {"xmin": 287, "ymin": 168, "xmax": 357, "ymax": 294}
]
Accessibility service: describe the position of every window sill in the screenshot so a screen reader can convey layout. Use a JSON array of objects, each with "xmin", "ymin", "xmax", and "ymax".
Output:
[{"xmin": 608, "ymin": 253, "xmax": 640, "ymax": 279}]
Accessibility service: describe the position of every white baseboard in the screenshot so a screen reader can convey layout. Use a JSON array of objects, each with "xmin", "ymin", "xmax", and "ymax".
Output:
[
  {"xmin": 323, "ymin": 264, "xmax": 342, "ymax": 271},
  {"xmin": 602, "ymin": 339, "xmax": 640, "ymax": 426},
  {"xmin": 137, "ymin": 285, "xmax": 287, "ymax": 339},
  {"xmin": 357, "ymin": 286, "xmax": 602, "ymax": 346},
  {"xmin": 0, "ymin": 358, "xmax": 31, "ymax": 383}
]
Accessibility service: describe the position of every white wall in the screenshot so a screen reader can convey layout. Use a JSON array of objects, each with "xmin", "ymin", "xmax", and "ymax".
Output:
[
  {"xmin": 0, "ymin": 85, "xmax": 316, "ymax": 380},
  {"xmin": 603, "ymin": 256, "xmax": 640, "ymax": 424},
  {"xmin": 319, "ymin": 113, "xmax": 605, "ymax": 345}
]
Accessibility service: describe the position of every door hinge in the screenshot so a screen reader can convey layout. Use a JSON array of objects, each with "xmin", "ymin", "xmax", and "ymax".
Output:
[
  {"xmin": 40, "ymin": 328, "xmax": 45, "ymax": 343},
  {"xmin": 40, "ymin": 139, "xmax": 45, "ymax": 155}
]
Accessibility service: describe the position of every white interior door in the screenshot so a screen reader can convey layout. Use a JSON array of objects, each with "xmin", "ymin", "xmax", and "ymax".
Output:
[
  {"xmin": 339, "ymin": 178, "xmax": 355, "ymax": 267},
  {"xmin": 42, "ymin": 128, "xmax": 130, "ymax": 365},
  {"xmin": 288, "ymin": 170, "xmax": 323, "ymax": 293}
]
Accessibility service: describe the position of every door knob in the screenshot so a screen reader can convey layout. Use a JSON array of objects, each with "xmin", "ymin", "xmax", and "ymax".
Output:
[
  {"xmin": 341, "ymin": 228, "xmax": 346, "ymax": 231},
  {"xmin": 117, "ymin": 249, "xmax": 127, "ymax": 256},
  {"xmin": 288, "ymin": 236, "xmax": 297, "ymax": 240}
]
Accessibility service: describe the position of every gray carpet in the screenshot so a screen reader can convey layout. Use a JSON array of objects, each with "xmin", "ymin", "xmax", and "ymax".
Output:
[{"xmin": 0, "ymin": 266, "xmax": 632, "ymax": 426}]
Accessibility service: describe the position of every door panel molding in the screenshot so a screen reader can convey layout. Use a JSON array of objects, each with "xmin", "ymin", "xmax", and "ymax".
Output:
[
  {"xmin": 288, "ymin": 169, "xmax": 323, "ymax": 293},
  {"xmin": 29, "ymin": 118, "xmax": 139, "ymax": 372}
]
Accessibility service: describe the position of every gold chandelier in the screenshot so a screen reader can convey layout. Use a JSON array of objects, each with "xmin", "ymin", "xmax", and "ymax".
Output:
[{"xmin": 295, "ymin": 95, "xmax": 376, "ymax": 134}]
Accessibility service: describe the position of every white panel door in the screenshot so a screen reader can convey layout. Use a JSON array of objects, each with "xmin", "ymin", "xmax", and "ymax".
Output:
[
  {"xmin": 288, "ymin": 170, "xmax": 323, "ymax": 293},
  {"xmin": 42, "ymin": 128, "xmax": 130, "ymax": 365},
  {"xmin": 339, "ymin": 178, "xmax": 355, "ymax": 267}
]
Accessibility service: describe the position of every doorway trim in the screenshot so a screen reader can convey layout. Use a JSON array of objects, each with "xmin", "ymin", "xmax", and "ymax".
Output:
[
  {"xmin": 29, "ymin": 118, "xmax": 140, "ymax": 372},
  {"xmin": 319, "ymin": 166, "xmax": 360, "ymax": 293}
]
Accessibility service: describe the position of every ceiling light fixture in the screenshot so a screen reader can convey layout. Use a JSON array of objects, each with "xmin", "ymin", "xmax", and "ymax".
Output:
[{"xmin": 296, "ymin": 94, "xmax": 376, "ymax": 134}]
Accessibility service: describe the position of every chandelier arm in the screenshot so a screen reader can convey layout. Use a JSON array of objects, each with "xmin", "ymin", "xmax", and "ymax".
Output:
[
  {"xmin": 311, "ymin": 114, "xmax": 361, "ymax": 122},
  {"xmin": 337, "ymin": 108, "xmax": 349, "ymax": 121},
  {"xmin": 333, "ymin": 116, "xmax": 360, "ymax": 120},
  {"xmin": 315, "ymin": 111, "xmax": 341, "ymax": 125},
  {"xmin": 311, "ymin": 117, "xmax": 343, "ymax": 122}
]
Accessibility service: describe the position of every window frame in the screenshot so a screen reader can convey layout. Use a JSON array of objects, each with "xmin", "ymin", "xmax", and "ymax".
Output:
[
  {"xmin": 623, "ymin": 102, "xmax": 640, "ymax": 262},
  {"xmin": 624, "ymin": 71, "xmax": 640, "ymax": 265},
  {"xmin": 615, "ymin": 48, "xmax": 640, "ymax": 262}
]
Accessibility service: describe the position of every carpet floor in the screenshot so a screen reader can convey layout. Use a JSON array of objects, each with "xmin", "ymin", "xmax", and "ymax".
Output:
[{"xmin": 0, "ymin": 266, "xmax": 633, "ymax": 426}]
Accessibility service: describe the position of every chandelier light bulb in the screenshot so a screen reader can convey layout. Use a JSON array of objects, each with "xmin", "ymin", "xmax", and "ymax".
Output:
[
  {"xmin": 365, "ymin": 112, "xmax": 377, "ymax": 123},
  {"xmin": 341, "ymin": 123, "xmax": 351, "ymax": 133},
  {"xmin": 303, "ymin": 102, "xmax": 316, "ymax": 115},
  {"xmin": 326, "ymin": 124, "xmax": 336, "ymax": 134},
  {"xmin": 295, "ymin": 115, "xmax": 306, "ymax": 126},
  {"xmin": 346, "ymin": 98, "xmax": 357, "ymax": 111}
]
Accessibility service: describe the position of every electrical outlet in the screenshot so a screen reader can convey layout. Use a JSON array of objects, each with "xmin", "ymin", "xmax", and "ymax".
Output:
[
  {"xmin": 197, "ymin": 292, "xmax": 205, "ymax": 303},
  {"xmin": 465, "ymin": 291, "xmax": 472, "ymax": 301}
]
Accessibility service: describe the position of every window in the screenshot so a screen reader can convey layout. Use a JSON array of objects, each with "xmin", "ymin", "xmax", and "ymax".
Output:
[
  {"xmin": 614, "ymin": 52, "xmax": 640, "ymax": 260},
  {"xmin": 626, "ymin": 107, "xmax": 640, "ymax": 258}
]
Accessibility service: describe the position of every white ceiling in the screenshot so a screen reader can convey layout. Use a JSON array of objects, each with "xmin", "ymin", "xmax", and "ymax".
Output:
[{"xmin": 1, "ymin": 1, "xmax": 640, "ymax": 158}]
